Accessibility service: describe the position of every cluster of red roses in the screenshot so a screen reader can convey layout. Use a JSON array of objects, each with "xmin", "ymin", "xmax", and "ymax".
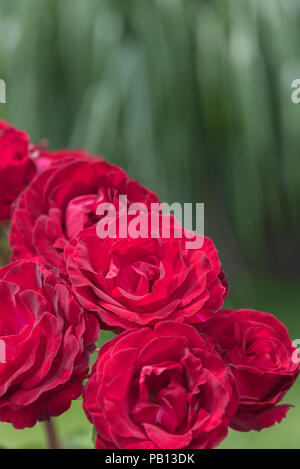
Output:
[{"xmin": 0, "ymin": 119, "xmax": 299, "ymax": 449}]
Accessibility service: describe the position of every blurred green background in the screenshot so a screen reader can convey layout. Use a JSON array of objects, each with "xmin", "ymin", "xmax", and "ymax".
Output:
[{"xmin": 0, "ymin": 0, "xmax": 300, "ymax": 449}]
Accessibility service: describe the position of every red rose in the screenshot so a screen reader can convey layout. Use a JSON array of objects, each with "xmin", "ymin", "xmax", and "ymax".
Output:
[
  {"xmin": 83, "ymin": 321, "xmax": 238, "ymax": 449},
  {"xmin": 201, "ymin": 309, "xmax": 300, "ymax": 431},
  {"xmin": 30, "ymin": 144, "xmax": 93, "ymax": 172},
  {"xmin": 10, "ymin": 158, "xmax": 159, "ymax": 274},
  {"xmin": 0, "ymin": 120, "xmax": 36, "ymax": 221},
  {"xmin": 64, "ymin": 213, "xmax": 227, "ymax": 331},
  {"xmin": 0, "ymin": 261, "xmax": 99, "ymax": 429}
]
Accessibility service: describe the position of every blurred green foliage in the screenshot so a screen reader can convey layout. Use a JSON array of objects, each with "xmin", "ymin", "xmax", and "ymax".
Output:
[
  {"xmin": 0, "ymin": 0, "xmax": 300, "ymax": 450},
  {"xmin": 1, "ymin": 0, "xmax": 300, "ymax": 274}
]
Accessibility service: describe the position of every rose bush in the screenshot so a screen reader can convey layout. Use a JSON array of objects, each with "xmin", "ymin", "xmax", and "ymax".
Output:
[
  {"xmin": 64, "ymin": 213, "xmax": 228, "ymax": 331},
  {"xmin": 0, "ymin": 120, "xmax": 36, "ymax": 222},
  {"xmin": 10, "ymin": 158, "xmax": 159, "ymax": 274},
  {"xmin": 0, "ymin": 261, "xmax": 99, "ymax": 429},
  {"xmin": 83, "ymin": 321, "xmax": 238, "ymax": 449},
  {"xmin": 1, "ymin": 119, "xmax": 299, "ymax": 448},
  {"xmin": 200, "ymin": 309, "xmax": 300, "ymax": 431}
]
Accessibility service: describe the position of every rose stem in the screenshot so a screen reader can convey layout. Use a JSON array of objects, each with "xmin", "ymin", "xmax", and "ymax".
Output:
[{"xmin": 44, "ymin": 419, "xmax": 61, "ymax": 449}]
